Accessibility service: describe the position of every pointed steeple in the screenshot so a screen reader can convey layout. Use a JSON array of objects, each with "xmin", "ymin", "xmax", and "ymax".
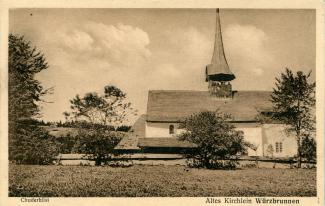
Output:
[{"xmin": 206, "ymin": 9, "xmax": 235, "ymax": 82}]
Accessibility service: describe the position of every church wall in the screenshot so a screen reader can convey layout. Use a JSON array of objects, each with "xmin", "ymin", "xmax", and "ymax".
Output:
[
  {"xmin": 145, "ymin": 122, "xmax": 185, "ymax": 138},
  {"xmin": 146, "ymin": 122, "xmax": 264, "ymax": 157},
  {"xmin": 145, "ymin": 122, "xmax": 297, "ymax": 158},
  {"xmin": 235, "ymin": 126, "xmax": 263, "ymax": 157},
  {"xmin": 262, "ymin": 124, "xmax": 297, "ymax": 158}
]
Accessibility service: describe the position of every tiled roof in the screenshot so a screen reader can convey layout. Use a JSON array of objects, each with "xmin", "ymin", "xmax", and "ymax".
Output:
[
  {"xmin": 130, "ymin": 114, "xmax": 146, "ymax": 137},
  {"xmin": 138, "ymin": 138, "xmax": 197, "ymax": 148},
  {"xmin": 147, "ymin": 90, "xmax": 272, "ymax": 122},
  {"xmin": 114, "ymin": 115, "xmax": 147, "ymax": 151},
  {"xmin": 114, "ymin": 134, "xmax": 140, "ymax": 150}
]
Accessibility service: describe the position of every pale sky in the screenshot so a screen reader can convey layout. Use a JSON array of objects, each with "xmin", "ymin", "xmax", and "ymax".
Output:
[{"xmin": 9, "ymin": 9, "xmax": 316, "ymax": 123}]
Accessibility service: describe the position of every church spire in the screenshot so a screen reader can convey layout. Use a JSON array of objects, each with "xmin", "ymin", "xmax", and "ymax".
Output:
[{"xmin": 206, "ymin": 8, "xmax": 235, "ymax": 82}]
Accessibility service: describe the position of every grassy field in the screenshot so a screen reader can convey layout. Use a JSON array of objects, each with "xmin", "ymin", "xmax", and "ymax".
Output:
[{"xmin": 9, "ymin": 164, "xmax": 316, "ymax": 197}]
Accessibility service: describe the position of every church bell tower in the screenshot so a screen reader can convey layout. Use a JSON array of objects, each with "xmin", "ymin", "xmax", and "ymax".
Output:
[{"xmin": 206, "ymin": 9, "xmax": 235, "ymax": 98}]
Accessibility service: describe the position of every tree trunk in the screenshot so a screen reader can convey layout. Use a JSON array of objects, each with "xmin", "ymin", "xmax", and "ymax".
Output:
[
  {"xmin": 296, "ymin": 99, "xmax": 302, "ymax": 168},
  {"xmin": 95, "ymin": 157, "xmax": 102, "ymax": 166},
  {"xmin": 297, "ymin": 137, "xmax": 302, "ymax": 168}
]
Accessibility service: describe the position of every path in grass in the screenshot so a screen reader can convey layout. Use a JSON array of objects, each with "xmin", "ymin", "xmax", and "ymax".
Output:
[{"xmin": 9, "ymin": 164, "xmax": 316, "ymax": 197}]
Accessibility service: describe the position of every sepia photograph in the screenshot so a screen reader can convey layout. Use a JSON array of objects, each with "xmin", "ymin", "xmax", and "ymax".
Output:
[{"xmin": 1, "ymin": 3, "xmax": 323, "ymax": 205}]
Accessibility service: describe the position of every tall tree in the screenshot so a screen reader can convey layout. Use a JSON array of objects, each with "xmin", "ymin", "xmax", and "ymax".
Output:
[
  {"xmin": 271, "ymin": 68, "xmax": 315, "ymax": 168},
  {"xmin": 9, "ymin": 34, "xmax": 57, "ymax": 164},
  {"xmin": 66, "ymin": 85, "xmax": 136, "ymax": 127},
  {"xmin": 9, "ymin": 34, "xmax": 49, "ymax": 122}
]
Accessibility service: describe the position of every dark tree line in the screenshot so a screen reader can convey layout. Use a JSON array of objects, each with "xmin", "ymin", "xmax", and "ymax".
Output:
[{"xmin": 30, "ymin": 118, "xmax": 132, "ymax": 132}]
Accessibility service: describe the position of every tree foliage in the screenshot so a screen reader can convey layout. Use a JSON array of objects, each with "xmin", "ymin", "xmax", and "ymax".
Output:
[
  {"xmin": 300, "ymin": 135, "xmax": 316, "ymax": 163},
  {"xmin": 64, "ymin": 86, "xmax": 135, "ymax": 165},
  {"xmin": 9, "ymin": 126, "xmax": 58, "ymax": 164},
  {"xmin": 9, "ymin": 34, "xmax": 50, "ymax": 122},
  {"xmin": 178, "ymin": 111, "xmax": 246, "ymax": 169},
  {"xmin": 9, "ymin": 34, "xmax": 58, "ymax": 164},
  {"xmin": 271, "ymin": 68, "xmax": 316, "ymax": 167},
  {"xmin": 65, "ymin": 85, "xmax": 136, "ymax": 127},
  {"xmin": 73, "ymin": 128, "xmax": 124, "ymax": 165}
]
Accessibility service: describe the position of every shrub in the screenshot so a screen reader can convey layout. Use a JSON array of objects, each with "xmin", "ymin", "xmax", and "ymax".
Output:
[
  {"xmin": 300, "ymin": 135, "xmax": 316, "ymax": 163},
  {"xmin": 9, "ymin": 124, "xmax": 59, "ymax": 165},
  {"xmin": 108, "ymin": 160, "xmax": 133, "ymax": 167},
  {"xmin": 73, "ymin": 127, "xmax": 124, "ymax": 165},
  {"xmin": 55, "ymin": 134, "xmax": 77, "ymax": 153},
  {"xmin": 116, "ymin": 125, "xmax": 132, "ymax": 132},
  {"xmin": 179, "ymin": 111, "xmax": 246, "ymax": 169}
]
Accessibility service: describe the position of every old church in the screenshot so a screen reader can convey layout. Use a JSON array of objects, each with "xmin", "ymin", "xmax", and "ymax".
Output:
[{"xmin": 116, "ymin": 9, "xmax": 297, "ymax": 158}]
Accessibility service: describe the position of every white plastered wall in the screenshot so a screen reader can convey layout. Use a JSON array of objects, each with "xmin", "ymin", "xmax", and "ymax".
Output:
[
  {"xmin": 145, "ymin": 122, "xmax": 297, "ymax": 158},
  {"xmin": 145, "ymin": 122, "xmax": 185, "ymax": 138},
  {"xmin": 236, "ymin": 127, "xmax": 263, "ymax": 156},
  {"xmin": 146, "ymin": 122, "xmax": 264, "ymax": 157},
  {"xmin": 262, "ymin": 124, "xmax": 297, "ymax": 158}
]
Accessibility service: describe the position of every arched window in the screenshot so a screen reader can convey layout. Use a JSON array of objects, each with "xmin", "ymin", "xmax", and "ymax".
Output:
[{"xmin": 169, "ymin": 125, "xmax": 175, "ymax": 135}]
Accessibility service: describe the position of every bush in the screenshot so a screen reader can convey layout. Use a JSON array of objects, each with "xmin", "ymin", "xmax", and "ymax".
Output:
[
  {"xmin": 9, "ymin": 124, "xmax": 59, "ymax": 165},
  {"xmin": 73, "ymin": 127, "xmax": 124, "ymax": 165},
  {"xmin": 55, "ymin": 134, "xmax": 77, "ymax": 153},
  {"xmin": 186, "ymin": 158, "xmax": 238, "ymax": 170},
  {"xmin": 116, "ymin": 125, "xmax": 132, "ymax": 132},
  {"xmin": 300, "ymin": 135, "xmax": 316, "ymax": 163},
  {"xmin": 108, "ymin": 160, "xmax": 133, "ymax": 167},
  {"xmin": 179, "ymin": 111, "xmax": 246, "ymax": 169}
]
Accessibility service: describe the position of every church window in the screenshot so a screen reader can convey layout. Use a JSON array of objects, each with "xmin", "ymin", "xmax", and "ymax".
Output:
[
  {"xmin": 169, "ymin": 125, "xmax": 175, "ymax": 134},
  {"xmin": 275, "ymin": 142, "xmax": 283, "ymax": 153},
  {"xmin": 275, "ymin": 143, "xmax": 279, "ymax": 152}
]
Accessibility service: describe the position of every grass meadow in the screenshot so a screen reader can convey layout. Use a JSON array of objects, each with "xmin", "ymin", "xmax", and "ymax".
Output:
[{"xmin": 9, "ymin": 164, "xmax": 316, "ymax": 197}]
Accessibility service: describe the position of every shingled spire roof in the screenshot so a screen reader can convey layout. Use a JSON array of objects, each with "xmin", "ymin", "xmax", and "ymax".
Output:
[{"xmin": 206, "ymin": 9, "xmax": 235, "ymax": 82}]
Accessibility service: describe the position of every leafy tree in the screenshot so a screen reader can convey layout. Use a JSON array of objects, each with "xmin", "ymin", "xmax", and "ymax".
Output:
[
  {"xmin": 9, "ymin": 34, "xmax": 57, "ymax": 164},
  {"xmin": 65, "ymin": 85, "xmax": 136, "ymax": 127},
  {"xmin": 64, "ymin": 86, "xmax": 135, "ymax": 165},
  {"xmin": 271, "ymin": 68, "xmax": 315, "ymax": 168},
  {"xmin": 178, "ymin": 111, "xmax": 246, "ymax": 169},
  {"xmin": 73, "ymin": 127, "xmax": 124, "ymax": 165}
]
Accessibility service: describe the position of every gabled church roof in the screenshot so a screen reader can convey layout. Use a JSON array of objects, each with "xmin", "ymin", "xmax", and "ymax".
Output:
[{"xmin": 146, "ymin": 90, "xmax": 272, "ymax": 122}]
